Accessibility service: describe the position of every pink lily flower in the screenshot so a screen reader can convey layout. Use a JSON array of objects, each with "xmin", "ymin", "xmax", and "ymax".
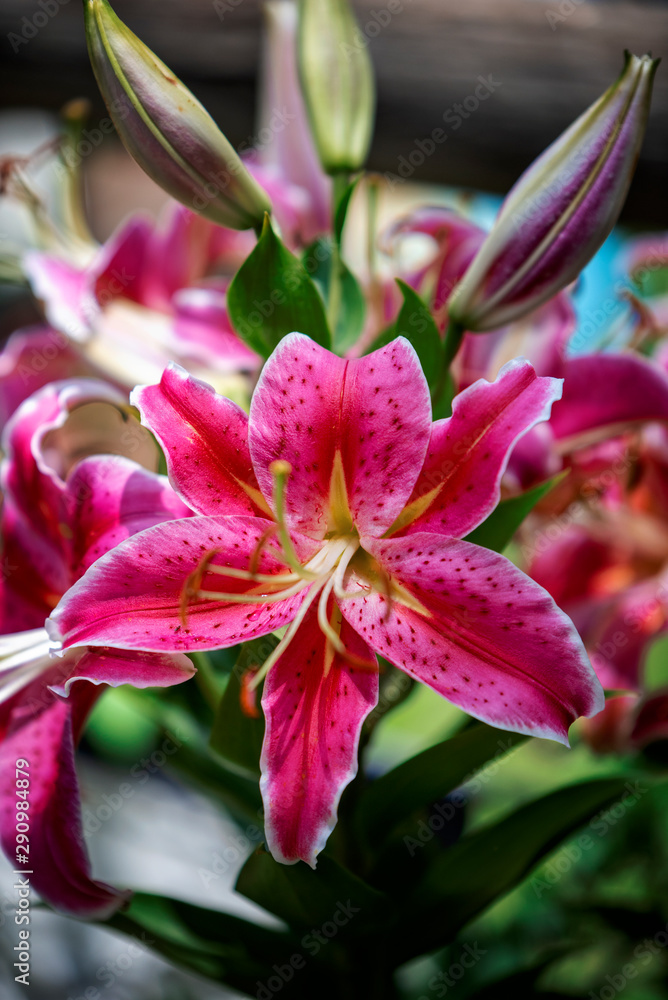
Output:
[
  {"xmin": 23, "ymin": 202, "xmax": 260, "ymax": 392},
  {"xmin": 0, "ymin": 378, "xmax": 194, "ymax": 917},
  {"xmin": 0, "ymin": 325, "xmax": 102, "ymax": 430},
  {"xmin": 49, "ymin": 335, "xmax": 603, "ymax": 867},
  {"xmin": 522, "ymin": 409, "xmax": 668, "ymax": 758},
  {"xmin": 582, "ymin": 688, "xmax": 668, "ymax": 755}
]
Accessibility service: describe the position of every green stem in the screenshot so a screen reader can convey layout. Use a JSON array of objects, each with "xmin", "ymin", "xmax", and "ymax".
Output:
[
  {"xmin": 189, "ymin": 650, "xmax": 220, "ymax": 711},
  {"xmin": 431, "ymin": 318, "xmax": 465, "ymax": 415},
  {"xmin": 328, "ymin": 172, "xmax": 350, "ymax": 336}
]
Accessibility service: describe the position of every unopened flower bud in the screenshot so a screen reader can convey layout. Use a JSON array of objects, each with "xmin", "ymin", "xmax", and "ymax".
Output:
[
  {"xmin": 297, "ymin": 0, "xmax": 375, "ymax": 174},
  {"xmin": 83, "ymin": 0, "xmax": 271, "ymax": 230},
  {"xmin": 448, "ymin": 52, "xmax": 659, "ymax": 332}
]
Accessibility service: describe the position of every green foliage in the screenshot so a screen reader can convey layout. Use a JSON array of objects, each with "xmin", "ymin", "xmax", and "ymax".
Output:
[
  {"xmin": 356, "ymin": 722, "xmax": 526, "ymax": 848},
  {"xmin": 465, "ymin": 472, "xmax": 568, "ymax": 553},
  {"xmin": 209, "ymin": 638, "xmax": 275, "ymax": 775},
  {"xmin": 303, "ymin": 237, "xmax": 366, "ymax": 353},
  {"xmin": 227, "ymin": 216, "xmax": 331, "ymax": 356}
]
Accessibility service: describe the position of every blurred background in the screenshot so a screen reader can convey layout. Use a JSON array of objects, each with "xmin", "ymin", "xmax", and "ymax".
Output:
[
  {"xmin": 1, "ymin": 1, "xmax": 668, "ymax": 998},
  {"xmin": 1, "ymin": 0, "xmax": 667, "ymax": 237}
]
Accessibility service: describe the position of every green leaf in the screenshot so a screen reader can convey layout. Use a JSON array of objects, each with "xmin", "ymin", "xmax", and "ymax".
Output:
[
  {"xmin": 465, "ymin": 471, "xmax": 568, "ymax": 553},
  {"xmin": 356, "ymin": 723, "xmax": 526, "ymax": 848},
  {"xmin": 395, "ymin": 776, "xmax": 634, "ymax": 963},
  {"xmin": 303, "ymin": 237, "xmax": 366, "ymax": 353},
  {"xmin": 393, "ymin": 279, "xmax": 443, "ymax": 388},
  {"xmin": 106, "ymin": 892, "xmax": 307, "ymax": 990},
  {"xmin": 209, "ymin": 637, "xmax": 276, "ymax": 775},
  {"xmin": 334, "ymin": 175, "xmax": 360, "ymax": 245},
  {"xmin": 227, "ymin": 215, "xmax": 331, "ymax": 357},
  {"xmin": 236, "ymin": 846, "xmax": 395, "ymax": 935}
]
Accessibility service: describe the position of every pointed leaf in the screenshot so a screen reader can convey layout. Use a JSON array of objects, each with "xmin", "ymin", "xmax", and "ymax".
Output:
[
  {"xmin": 394, "ymin": 279, "xmax": 443, "ymax": 389},
  {"xmin": 227, "ymin": 216, "xmax": 331, "ymax": 356},
  {"xmin": 395, "ymin": 776, "xmax": 636, "ymax": 963},
  {"xmin": 464, "ymin": 471, "xmax": 568, "ymax": 553},
  {"xmin": 356, "ymin": 723, "xmax": 526, "ymax": 847},
  {"xmin": 106, "ymin": 892, "xmax": 309, "ymax": 990},
  {"xmin": 303, "ymin": 237, "xmax": 366, "ymax": 353},
  {"xmin": 236, "ymin": 846, "xmax": 395, "ymax": 935},
  {"xmin": 334, "ymin": 175, "xmax": 360, "ymax": 245}
]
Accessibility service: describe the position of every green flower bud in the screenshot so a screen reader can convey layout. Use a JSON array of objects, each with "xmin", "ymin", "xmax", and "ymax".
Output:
[{"xmin": 297, "ymin": 0, "xmax": 375, "ymax": 174}]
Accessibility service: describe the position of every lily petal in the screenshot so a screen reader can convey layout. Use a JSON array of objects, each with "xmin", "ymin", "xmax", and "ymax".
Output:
[
  {"xmin": 0, "ymin": 326, "xmax": 98, "ymax": 429},
  {"xmin": 48, "ymin": 515, "xmax": 321, "ymax": 653},
  {"xmin": 551, "ymin": 353, "xmax": 668, "ymax": 449},
  {"xmin": 341, "ymin": 533, "xmax": 603, "ymax": 744},
  {"xmin": 0, "ymin": 693, "xmax": 129, "ymax": 918},
  {"xmin": 396, "ymin": 359, "xmax": 561, "ymax": 538},
  {"xmin": 133, "ymin": 364, "xmax": 268, "ymax": 517},
  {"xmin": 23, "ymin": 252, "xmax": 90, "ymax": 342},
  {"xmin": 50, "ymin": 644, "xmax": 196, "ymax": 697},
  {"xmin": 260, "ymin": 600, "xmax": 377, "ymax": 866},
  {"xmin": 250, "ymin": 333, "xmax": 431, "ymax": 539},
  {"xmin": 66, "ymin": 455, "xmax": 193, "ymax": 574},
  {"xmin": 171, "ymin": 287, "xmax": 261, "ymax": 372}
]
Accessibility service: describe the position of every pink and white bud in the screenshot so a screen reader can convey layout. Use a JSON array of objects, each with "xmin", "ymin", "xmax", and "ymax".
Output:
[
  {"xmin": 84, "ymin": 0, "xmax": 271, "ymax": 230},
  {"xmin": 449, "ymin": 52, "xmax": 659, "ymax": 332}
]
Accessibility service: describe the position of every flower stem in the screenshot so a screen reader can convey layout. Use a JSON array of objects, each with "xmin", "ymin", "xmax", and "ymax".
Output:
[
  {"xmin": 431, "ymin": 318, "xmax": 465, "ymax": 416},
  {"xmin": 189, "ymin": 650, "xmax": 220, "ymax": 711},
  {"xmin": 328, "ymin": 172, "xmax": 350, "ymax": 337}
]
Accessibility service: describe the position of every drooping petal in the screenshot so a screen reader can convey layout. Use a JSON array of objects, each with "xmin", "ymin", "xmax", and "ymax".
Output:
[
  {"xmin": 86, "ymin": 213, "xmax": 153, "ymax": 314},
  {"xmin": 49, "ymin": 644, "xmax": 195, "ymax": 697},
  {"xmin": 48, "ymin": 515, "xmax": 321, "ymax": 653},
  {"xmin": 132, "ymin": 364, "xmax": 268, "ymax": 517},
  {"xmin": 550, "ymin": 353, "xmax": 668, "ymax": 449},
  {"xmin": 395, "ymin": 359, "xmax": 561, "ymax": 538},
  {"xmin": 0, "ymin": 691, "xmax": 129, "ymax": 917},
  {"xmin": 260, "ymin": 600, "xmax": 377, "ymax": 867},
  {"xmin": 66, "ymin": 455, "xmax": 193, "ymax": 574},
  {"xmin": 249, "ymin": 333, "xmax": 431, "ymax": 539},
  {"xmin": 23, "ymin": 252, "xmax": 90, "ymax": 342},
  {"xmin": 341, "ymin": 533, "xmax": 603, "ymax": 744}
]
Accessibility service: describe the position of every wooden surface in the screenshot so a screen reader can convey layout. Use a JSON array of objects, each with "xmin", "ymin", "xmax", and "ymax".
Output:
[{"xmin": 1, "ymin": 0, "xmax": 666, "ymax": 225}]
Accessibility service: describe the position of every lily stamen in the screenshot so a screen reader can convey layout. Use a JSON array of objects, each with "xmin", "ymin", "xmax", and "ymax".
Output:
[
  {"xmin": 247, "ymin": 573, "xmax": 331, "ymax": 691},
  {"xmin": 269, "ymin": 460, "xmax": 320, "ymax": 580}
]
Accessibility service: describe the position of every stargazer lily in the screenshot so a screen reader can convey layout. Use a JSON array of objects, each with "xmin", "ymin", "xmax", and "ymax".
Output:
[
  {"xmin": 0, "ymin": 379, "xmax": 194, "ymax": 917},
  {"xmin": 49, "ymin": 335, "xmax": 604, "ymax": 867}
]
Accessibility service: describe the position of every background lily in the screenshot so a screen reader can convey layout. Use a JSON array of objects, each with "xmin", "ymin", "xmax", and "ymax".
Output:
[
  {"xmin": 23, "ymin": 200, "xmax": 260, "ymax": 393},
  {"xmin": 50, "ymin": 335, "xmax": 603, "ymax": 868},
  {"xmin": 0, "ymin": 378, "xmax": 194, "ymax": 916}
]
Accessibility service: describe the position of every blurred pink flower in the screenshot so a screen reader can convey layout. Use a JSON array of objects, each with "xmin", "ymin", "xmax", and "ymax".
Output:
[{"xmin": 0, "ymin": 379, "xmax": 194, "ymax": 916}]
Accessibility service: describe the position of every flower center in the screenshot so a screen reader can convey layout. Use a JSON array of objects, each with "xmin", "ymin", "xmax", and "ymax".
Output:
[{"xmin": 180, "ymin": 460, "xmax": 375, "ymax": 691}]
